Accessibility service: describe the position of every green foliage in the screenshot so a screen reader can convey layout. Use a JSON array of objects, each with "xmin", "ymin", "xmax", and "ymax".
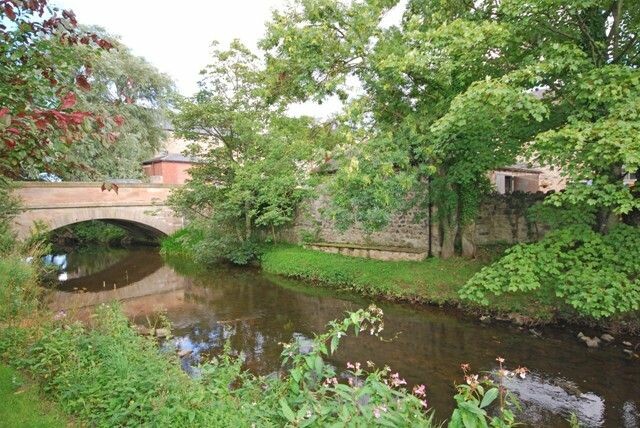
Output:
[
  {"xmin": 49, "ymin": 221, "xmax": 128, "ymax": 247},
  {"xmin": 170, "ymin": 41, "xmax": 333, "ymax": 264},
  {"xmin": 275, "ymin": 305, "xmax": 436, "ymax": 426},
  {"xmin": 0, "ymin": 255, "xmax": 40, "ymax": 322},
  {"xmin": 160, "ymin": 227, "xmax": 204, "ymax": 257},
  {"xmin": 460, "ymin": 224, "xmax": 640, "ymax": 319},
  {"xmin": 262, "ymin": 0, "xmax": 640, "ymax": 255},
  {"xmin": 261, "ymin": 244, "xmax": 483, "ymax": 304},
  {"xmin": 10, "ymin": 303, "xmax": 443, "ymax": 427},
  {"xmin": 22, "ymin": 305, "xmax": 252, "ymax": 427},
  {"xmin": 0, "ymin": 183, "xmax": 19, "ymax": 254},
  {"xmin": 63, "ymin": 27, "xmax": 176, "ymax": 180},
  {"xmin": 449, "ymin": 360, "xmax": 523, "ymax": 428}
]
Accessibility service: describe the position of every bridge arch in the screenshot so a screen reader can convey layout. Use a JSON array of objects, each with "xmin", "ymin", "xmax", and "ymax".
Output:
[{"xmin": 10, "ymin": 182, "xmax": 184, "ymax": 240}]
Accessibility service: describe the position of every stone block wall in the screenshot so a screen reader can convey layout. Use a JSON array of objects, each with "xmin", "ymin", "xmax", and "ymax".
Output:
[
  {"xmin": 285, "ymin": 191, "xmax": 546, "ymax": 257},
  {"xmin": 285, "ymin": 192, "xmax": 440, "ymax": 255}
]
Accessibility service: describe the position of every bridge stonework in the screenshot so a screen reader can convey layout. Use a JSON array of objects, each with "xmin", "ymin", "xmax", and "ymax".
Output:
[{"xmin": 11, "ymin": 182, "xmax": 183, "ymax": 239}]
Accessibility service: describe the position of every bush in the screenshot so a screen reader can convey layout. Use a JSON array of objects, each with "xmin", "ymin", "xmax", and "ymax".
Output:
[
  {"xmin": 162, "ymin": 226, "xmax": 260, "ymax": 265},
  {"xmin": 460, "ymin": 224, "xmax": 640, "ymax": 319},
  {"xmin": 23, "ymin": 305, "xmax": 253, "ymax": 427},
  {"xmin": 16, "ymin": 304, "xmax": 445, "ymax": 427},
  {"xmin": 0, "ymin": 255, "xmax": 40, "ymax": 322},
  {"xmin": 49, "ymin": 221, "xmax": 127, "ymax": 247}
]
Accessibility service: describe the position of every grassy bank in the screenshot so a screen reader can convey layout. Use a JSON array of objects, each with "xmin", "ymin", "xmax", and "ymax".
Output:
[
  {"xmin": 261, "ymin": 245, "xmax": 483, "ymax": 305},
  {"xmin": 0, "ymin": 364, "xmax": 70, "ymax": 428},
  {"xmin": 260, "ymin": 245, "xmax": 563, "ymax": 323}
]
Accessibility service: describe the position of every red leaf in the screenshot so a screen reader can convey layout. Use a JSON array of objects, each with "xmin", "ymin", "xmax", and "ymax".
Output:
[
  {"xmin": 4, "ymin": 5, "xmax": 16, "ymax": 20},
  {"xmin": 70, "ymin": 112, "xmax": 88, "ymax": 124},
  {"xmin": 113, "ymin": 115, "xmax": 125, "ymax": 126},
  {"xmin": 76, "ymin": 75, "xmax": 91, "ymax": 91},
  {"xmin": 60, "ymin": 92, "xmax": 77, "ymax": 110},
  {"xmin": 98, "ymin": 39, "xmax": 113, "ymax": 50},
  {"xmin": 4, "ymin": 140, "xmax": 16, "ymax": 149},
  {"xmin": 0, "ymin": 108, "xmax": 8, "ymax": 118},
  {"xmin": 35, "ymin": 118, "xmax": 48, "ymax": 129}
]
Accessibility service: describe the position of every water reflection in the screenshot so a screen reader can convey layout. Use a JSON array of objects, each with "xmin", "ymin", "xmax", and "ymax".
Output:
[{"xmin": 49, "ymin": 248, "xmax": 640, "ymax": 428}]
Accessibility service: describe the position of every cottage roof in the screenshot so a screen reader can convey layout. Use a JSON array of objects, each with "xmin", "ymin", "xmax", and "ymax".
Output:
[
  {"xmin": 496, "ymin": 163, "xmax": 542, "ymax": 174},
  {"xmin": 141, "ymin": 152, "xmax": 200, "ymax": 165}
]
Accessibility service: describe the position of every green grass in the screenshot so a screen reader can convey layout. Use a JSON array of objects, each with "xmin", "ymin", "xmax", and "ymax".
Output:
[
  {"xmin": 0, "ymin": 365, "xmax": 70, "ymax": 428},
  {"xmin": 261, "ymin": 245, "xmax": 485, "ymax": 305}
]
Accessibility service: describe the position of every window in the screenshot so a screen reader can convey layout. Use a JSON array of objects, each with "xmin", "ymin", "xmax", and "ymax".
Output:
[{"xmin": 504, "ymin": 175, "xmax": 515, "ymax": 193}]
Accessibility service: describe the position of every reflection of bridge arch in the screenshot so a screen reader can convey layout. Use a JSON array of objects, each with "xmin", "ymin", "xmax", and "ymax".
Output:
[{"xmin": 11, "ymin": 182, "xmax": 184, "ymax": 239}]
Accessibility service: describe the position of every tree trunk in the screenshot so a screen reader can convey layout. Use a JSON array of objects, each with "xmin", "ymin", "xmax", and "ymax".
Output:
[
  {"xmin": 244, "ymin": 201, "xmax": 252, "ymax": 241},
  {"xmin": 461, "ymin": 221, "xmax": 477, "ymax": 258},
  {"xmin": 440, "ymin": 214, "xmax": 458, "ymax": 259}
]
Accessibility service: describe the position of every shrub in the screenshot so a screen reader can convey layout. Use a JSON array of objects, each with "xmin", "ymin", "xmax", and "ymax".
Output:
[
  {"xmin": 460, "ymin": 224, "xmax": 640, "ymax": 319},
  {"xmin": 0, "ymin": 255, "xmax": 40, "ymax": 322},
  {"xmin": 23, "ymin": 305, "xmax": 252, "ymax": 427},
  {"xmin": 49, "ymin": 221, "xmax": 127, "ymax": 247}
]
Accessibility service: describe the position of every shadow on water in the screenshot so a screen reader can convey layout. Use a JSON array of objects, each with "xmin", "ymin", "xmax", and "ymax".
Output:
[{"xmin": 47, "ymin": 247, "xmax": 640, "ymax": 428}]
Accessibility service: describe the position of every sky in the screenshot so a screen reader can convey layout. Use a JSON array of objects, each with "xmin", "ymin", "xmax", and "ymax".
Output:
[{"xmin": 53, "ymin": 0, "xmax": 405, "ymax": 119}]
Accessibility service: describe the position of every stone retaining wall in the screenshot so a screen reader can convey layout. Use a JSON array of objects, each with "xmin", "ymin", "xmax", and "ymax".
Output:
[
  {"xmin": 306, "ymin": 243, "xmax": 427, "ymax": 261},
  {"xmin": 286, "ymin": 192, "xmax": 545, "ymax": 259}
]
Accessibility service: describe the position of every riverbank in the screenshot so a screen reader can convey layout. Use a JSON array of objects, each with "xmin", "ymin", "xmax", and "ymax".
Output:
[
  {"xmin": 260, "ymin": 245, "xmax": 558, "ymax": 321},
  {"xmin": 258, "ymin": 245, "xmax": 640, "ymax": 333},
  {"xmin": 0, "ymin": 249, "xmax": 470, "ymax": 426},
  {"xmin": 161, "ymin": 232, "xmax": 561, "ymax": 323}
]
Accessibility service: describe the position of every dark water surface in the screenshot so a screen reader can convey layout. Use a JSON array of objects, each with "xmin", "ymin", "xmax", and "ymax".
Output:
[{"xmin": 47, "ymin": 247, "xmax": 640, "ymax": 427}]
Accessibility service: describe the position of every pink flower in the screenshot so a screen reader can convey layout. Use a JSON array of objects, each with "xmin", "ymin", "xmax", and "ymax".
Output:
[
  {"xmin": 412, "ymin": 384, "xmax": 426, "ymax": 397},
  {"xmin": 420, "ymin": 400, "xmax": 428, "ymax": 408},
  {"xmin": 323, "ymin": 377, "xmax": 338, "ymax": 387},
  {"xmin": 347, "ymin": 362, "xmax": 355, "ymax": 369},
  {"xmin": 390, "ymin": 372, "xmax": 407, "ymax": 387}
]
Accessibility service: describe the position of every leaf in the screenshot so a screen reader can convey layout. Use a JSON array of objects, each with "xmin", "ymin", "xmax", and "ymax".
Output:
[
  {"xmin": 480, "ymin": 387, "xmax": 499, "ymax": 409},
  {"xmin": 330, "ymin": 334, "xmax": 339, "ymax": 354},
  {"xmin": 458, "ymin": 401, "xmax": 487, "ymax": 417},
  {"xmin": 279, "ymin": 398, "xmax": 296, "ymax": 422},
  {"xmin": 60, "ymin": 92, "xmax": 77, "ymax": 110},
  {"xmin": 76, "ymin": 74, "xmax": 91, "ymax": 91}
]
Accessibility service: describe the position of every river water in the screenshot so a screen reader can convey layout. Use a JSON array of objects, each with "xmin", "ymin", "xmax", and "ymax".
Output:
[{"xmin": 46, "ymin": 247, "xmax": 640, "ymax": 427}]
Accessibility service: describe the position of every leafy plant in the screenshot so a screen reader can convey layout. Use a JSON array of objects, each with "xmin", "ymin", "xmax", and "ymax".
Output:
[
  {"xmin": 460, "ymin": 224, "xmax": 640, "ymax": 319},
  {"xmin": 449, "ymin": 358, "xmax": 525, "ymax": 428},
  {"xmin": 0, "ymin": 0, "xmax": 118, "ymax": 179}
]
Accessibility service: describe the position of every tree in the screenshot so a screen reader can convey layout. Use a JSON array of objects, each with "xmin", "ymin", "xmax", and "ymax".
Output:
[
  {"xmin": 170, "ymin": 41, "xmax": 332, "ymax": 264},
  {"xmin": 62, "ymin": 28, "xmax": 176, "ymax": 180},
  {"xmin": 0, "ymin": 0, "xmax": 117, "ymax": 180},
  {"xmin": 261, "ymin": 0, "xmax": 640, "ymax": 257}
]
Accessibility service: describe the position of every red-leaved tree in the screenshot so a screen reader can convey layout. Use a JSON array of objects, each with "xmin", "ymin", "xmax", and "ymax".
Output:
[{"xmin": 0, "ymin": 0, "xmax": 119, "ymax": 180}]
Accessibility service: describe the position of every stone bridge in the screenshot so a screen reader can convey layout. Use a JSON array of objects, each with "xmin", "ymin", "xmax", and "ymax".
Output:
[{"xmin": 11, "ymin": 182, "xmax": 184, "ymax": 240}]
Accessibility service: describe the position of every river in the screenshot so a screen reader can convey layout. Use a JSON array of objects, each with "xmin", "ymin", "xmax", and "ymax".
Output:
[{"xmin": 45, "ymin": 247, "xmax": 640, "ymax": 427}]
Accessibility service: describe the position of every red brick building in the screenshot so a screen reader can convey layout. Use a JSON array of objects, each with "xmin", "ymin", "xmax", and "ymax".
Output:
[{"xmin": 142, "ymin": 153, "xmax": 198, "ymax": 185}]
